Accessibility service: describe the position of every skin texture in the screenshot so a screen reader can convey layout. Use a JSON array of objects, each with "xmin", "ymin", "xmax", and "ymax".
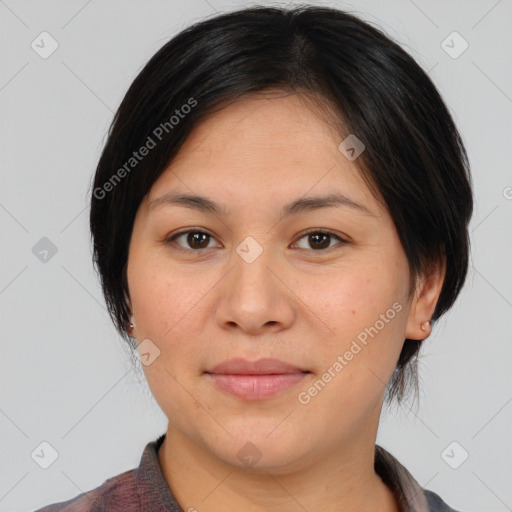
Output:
[{"xmin": 125, "ymin": 90, "xmax": 445, "ymax": 512}]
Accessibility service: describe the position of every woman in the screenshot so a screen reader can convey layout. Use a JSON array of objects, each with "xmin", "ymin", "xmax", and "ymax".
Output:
[{"xmin": 35, "ymin": 5, "xmax": 472, "ymax": 511}]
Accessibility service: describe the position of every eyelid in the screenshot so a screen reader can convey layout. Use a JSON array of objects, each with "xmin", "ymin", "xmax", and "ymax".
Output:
[{"xmin": 294, "ymin": 228, "xmax": 349, "ymax": 245}]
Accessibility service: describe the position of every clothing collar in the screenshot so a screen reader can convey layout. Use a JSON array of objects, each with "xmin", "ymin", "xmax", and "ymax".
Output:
[{"xmin": 375, "ymin": 445, "xmax": 430, "ymax": 512}]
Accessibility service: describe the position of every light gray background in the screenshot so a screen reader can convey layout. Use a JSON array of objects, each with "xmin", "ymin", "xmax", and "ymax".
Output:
[{"xmin": 1, "ymin": 0, "xmax": 511, "ymax": 511}]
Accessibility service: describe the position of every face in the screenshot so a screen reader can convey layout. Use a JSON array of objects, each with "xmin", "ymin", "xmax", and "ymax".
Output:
[{"xmin": 126, "ymin": 91, "xmax": 424, "ymax": 473}]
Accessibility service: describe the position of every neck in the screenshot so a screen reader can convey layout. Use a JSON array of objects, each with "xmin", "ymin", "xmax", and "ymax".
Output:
[{"xmin": 158, "ymin": 425, "xmax": 398, "ymax": 512}]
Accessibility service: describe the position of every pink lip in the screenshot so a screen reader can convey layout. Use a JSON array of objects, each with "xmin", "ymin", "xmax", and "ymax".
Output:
[
  {"xmin": 205, "ymin": 358, "xmax": 310, "ymax": 400},
  {"xmin": 207, "ymin": 357, "xmax": 307, "ymax": 375}
]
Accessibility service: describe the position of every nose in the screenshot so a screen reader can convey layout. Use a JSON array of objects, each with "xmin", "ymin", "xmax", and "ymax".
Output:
[{"xmin": 214, "ymin": 237, "xmax": 295, "ymax": 336}]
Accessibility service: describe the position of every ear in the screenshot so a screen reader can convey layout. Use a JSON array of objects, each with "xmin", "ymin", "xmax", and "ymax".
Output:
[
  {"xmin": 122, "ymin": 261, "xmax": 132, "ymax": 312},
  {"xmin": 404, "ymin": 256, "xmax": 446, "ymax": 341},
  {"xmin": 124, "ymin": 292, "xmax": 135, "ymax": 332},
  {"xmin": 123, "ymin": 283, "xmax": 132, "ymax": 312}
]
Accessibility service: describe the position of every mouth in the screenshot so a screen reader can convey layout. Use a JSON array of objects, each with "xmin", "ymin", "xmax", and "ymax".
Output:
[{"xmin": 204, "ymin": 358, "xmax": 311, "ymax": 400}]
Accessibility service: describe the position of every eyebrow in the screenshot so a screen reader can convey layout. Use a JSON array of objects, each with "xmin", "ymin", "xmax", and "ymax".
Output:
[{"xmin": 148, "ymin": 191, "xmax": 376, "ymax": 218}]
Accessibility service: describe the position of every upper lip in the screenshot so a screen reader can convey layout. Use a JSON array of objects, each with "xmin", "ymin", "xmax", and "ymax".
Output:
[{"xmin": 206, "ymin": 358, "xmax": 308, "ymax": 375}]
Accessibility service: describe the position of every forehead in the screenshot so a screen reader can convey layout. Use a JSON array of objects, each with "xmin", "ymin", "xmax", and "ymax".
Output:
[
  {"xmin": 173, "ymin": 91, "xmax": 342, "ymax": 160},
  {"xmin": 145, "ymin": 93, "xmax": 381, "ymax": 216}
]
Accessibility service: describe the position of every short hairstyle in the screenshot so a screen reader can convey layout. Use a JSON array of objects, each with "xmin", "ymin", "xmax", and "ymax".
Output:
[{"xmin": 89, "ymin": 5, "xmax": 473, "ymax": 404}]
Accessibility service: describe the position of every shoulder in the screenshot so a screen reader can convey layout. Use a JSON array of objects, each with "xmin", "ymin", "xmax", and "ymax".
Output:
[
  {"xmin": 424, "ymin": 489, "xmax": 462, "ymax": 512},
  {"xmin": 32, "ymin": 469, "xmax": 138, "ymax": 512}
]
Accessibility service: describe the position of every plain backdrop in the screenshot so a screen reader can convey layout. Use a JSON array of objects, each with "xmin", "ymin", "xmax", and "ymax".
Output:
[{"xmin": 1, "ymin": 0, "xmax": 511, "ymax": 511}]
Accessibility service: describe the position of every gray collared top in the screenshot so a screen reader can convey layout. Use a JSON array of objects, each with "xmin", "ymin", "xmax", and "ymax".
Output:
[{"xmin": 33, "ymin": 434, "xmax": 460, "ymax": 512}]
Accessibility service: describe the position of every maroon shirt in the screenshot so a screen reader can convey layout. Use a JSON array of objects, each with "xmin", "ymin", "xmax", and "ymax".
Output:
[{"xmin": 33, "ymin": 433, "xmax": 460, "ymax": 512}]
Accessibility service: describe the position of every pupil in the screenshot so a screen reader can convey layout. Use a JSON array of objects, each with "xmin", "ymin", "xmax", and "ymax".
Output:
[
  {"xmin": 189, "ymin": 232, "xmax": 208, "ymax": 249},
  {"xmin": 310, "ymin": 233, "xmax": 329, "ymax": 249}
]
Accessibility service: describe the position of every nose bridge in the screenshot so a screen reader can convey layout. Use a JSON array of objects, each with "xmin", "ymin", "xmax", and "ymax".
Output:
[
  {"xmin": 215, "ymin": 232, "xmax": 292, "ymax": 332},
  {"xmin": 232, "ymin": 233, "xmax": 276, "ymax": 296}
]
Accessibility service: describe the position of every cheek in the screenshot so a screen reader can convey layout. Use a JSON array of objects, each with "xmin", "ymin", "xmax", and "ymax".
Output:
[
  {"xmin": 300, "ymin": 256, "xmax": 408, "ymax": 386},
  {"xmin": 307, "ymin": 261, "xmax": 402, "ymax": 337},
  {"xmin": 128, "ymin": 252, "xmax": 206, "ymax": 342},
  {"xmin": 131, "ymin": 262, "xmax": 209, "ymax": 416}
]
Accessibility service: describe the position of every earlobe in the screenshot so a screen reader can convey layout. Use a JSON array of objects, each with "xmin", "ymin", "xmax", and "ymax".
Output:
[
  {"xmin": 404, "ymin": 258, "xmax": 445, "ymax": 341},
  {"xmin": 125, "ymin": 296, "xmax": 136, "ymax": 336},
  {"xmin": 126, "ymin": 314, "xmax": 136, "ymax": 337}
]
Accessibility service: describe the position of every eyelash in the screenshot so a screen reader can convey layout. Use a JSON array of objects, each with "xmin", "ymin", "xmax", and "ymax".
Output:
[{"xmin": 164, "ymin": 228, "xmax": 348, "ymax": 254}]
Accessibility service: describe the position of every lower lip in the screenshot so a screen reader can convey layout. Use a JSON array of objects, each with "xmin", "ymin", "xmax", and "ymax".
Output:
[{"xmin": 206, "ymin": 373, "xmax": 309, "ymax": 400}]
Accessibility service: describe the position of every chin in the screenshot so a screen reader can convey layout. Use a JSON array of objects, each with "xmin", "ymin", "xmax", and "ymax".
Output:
[{"xmin": 205, "ymin": 426, "xmax": 311, "ymax": 474}]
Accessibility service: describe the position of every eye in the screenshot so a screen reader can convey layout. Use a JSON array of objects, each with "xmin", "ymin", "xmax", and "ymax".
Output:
[
  {"xmin": 292, "ymin": 230, "xmax": 348, "ymax": 252},
  {"xmin": 165, "ymin": 228, "xmax": 348, "ymax": 253},
  {"xmin": 166, "ymin": 229, "xmax": 220, "ymax": 251}
]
